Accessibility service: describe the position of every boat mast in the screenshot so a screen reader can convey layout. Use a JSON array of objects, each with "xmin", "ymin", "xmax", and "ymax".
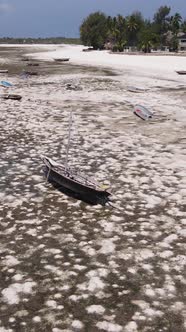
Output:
[{"xmin": 65, "ymin": 111, "xmax": 73, "ymax": 171}]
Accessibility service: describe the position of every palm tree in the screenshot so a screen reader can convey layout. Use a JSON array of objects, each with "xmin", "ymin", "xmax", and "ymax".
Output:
[
  {"xmin": 126, "ymin": 15, "xmax": 138, "ymax": 32},
  {"xmin": 126, "ymin": 14, "xmax": 139, "ymax": 47},
  {"xmin": 106, "ymin": 16, "xmax": 117, "ymax": 44},
  {"xmin": 115, "ymin": 15, "xmax": 126, "ymax": 51},
  {"xmin": 181, "ymin": 20, "xmax": 186, "ymax": 33},
  {"xmin": 168, "ymin": 12, "xmax": 182, "ymax": 51},
  {"xmin": 138, "ymin": 28, "xmax": 159, "ymax": 53},
  {"xmin": 153, "ymin": 6, "xmax": 171, "ymax": 47},
  {"xmin": 170, "ymin": 13, "xmax": 182, "ymax": 36},
  {"xmin": 107, "ymin": 15, "xmax": 126, "ymax": 51}
]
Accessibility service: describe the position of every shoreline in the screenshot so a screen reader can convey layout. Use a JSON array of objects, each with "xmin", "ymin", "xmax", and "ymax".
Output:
[
  {"xmin": 1, "ymin": 43, "xmax": 186, "ymax": 56},
  {"xmin": 110, "ymin": 50, "xmax": 186, "ymax": 57},
  {"xmin": 0, "ymin": 45, "xmax": 186, "ymax": 332},
  {"xmin": 26, "ymin": 44, "xmax": 186, "ymax": 77}
]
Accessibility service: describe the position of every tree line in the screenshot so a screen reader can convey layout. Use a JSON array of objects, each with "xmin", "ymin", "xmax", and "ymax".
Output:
[
  {"xmin": 0, "ymin": 37, "xmax": 81, "ymax": 45},
  {"xmin": 80, "ymin": 6, "xmax": 186, "ymax": 52}
]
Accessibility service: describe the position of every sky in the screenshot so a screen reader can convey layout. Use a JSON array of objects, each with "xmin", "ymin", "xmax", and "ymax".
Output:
[{"xmin": 0, "ymin": 0, "xmax": 185, "ymax": 38}]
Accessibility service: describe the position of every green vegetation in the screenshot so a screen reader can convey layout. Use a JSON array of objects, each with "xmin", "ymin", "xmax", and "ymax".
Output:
[
  {"xmin": 0, "ymin": 37, "xmax": 81, "ymax": 45},
  {"xmin": 79, "ymin": 6, "xmax": 186, "ymax": 52},
  {"xmin": 0, "ymin": 7, "xmax": 185, "ymax": 53},
  {"xmin": 80, "ymin": 12, "xmax": 108, "ymax": 49}
]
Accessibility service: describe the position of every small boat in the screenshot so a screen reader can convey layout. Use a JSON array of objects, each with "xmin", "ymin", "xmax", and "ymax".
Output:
[
  {"xmin": 42, "ymin": 112, "xmax": 111, "ymax": 206},
  {"xmin": 27, "ymin": 63, "xmax": 39, "ymax": 66},
  {"xmin": 82, "ymin": 47, "xmax": 94, "ymax": 52},
  {"xmin": 0, "ymin": 69, "xmax": 8, "ymax": 73},
  {"xmin": 127, "ymin": 86, "xmax": 147, "ymax": 93},
  {"xmin": 176, "ymin": 71, "xmax": 186, "ymax": 75},
  {"xmin": 133, "ymin": 104, "xmax": 153, "ymax": 120},
  {"xmin": 0, "ymin": 81, "xmax": 13, "ymax": 88},
  {"xmin": 66, "ymin": 83, "xmax": 82, "ymax": 91},
  {"xmin": 2, "ymin": 94, "xmax": 22, "ymax": 101},
  {"xmin": 54, "ymin": 58, "xmax": 70, "ymax": 62},
  {"xmin": 43, "ymin": 157, "xmax": 111, "ymax": 205},
  {"xmin": 23, "ymin": 71, "xmax": 38, "ymax": 76}
]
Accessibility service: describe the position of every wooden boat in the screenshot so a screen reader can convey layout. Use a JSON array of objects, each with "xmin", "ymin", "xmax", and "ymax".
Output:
[
  {"xmin": 127, "ymin": 86, "xmax": 147, "ymax": 93},
  {"xmin": 0, "ymin": 69, "xmax": 8, "ymax": 73},
  {"xmin": 23, "ymin": 71, "xmax": 38, "ymax": 76},
  {"xmin": 43, "ymin": 157, "xmax": 111, "ymax": 205},
  {"xmin": 176, "ymin": 70, "xmax": 186, "ymax": 75},
  {"xmin": 27, "ymin": 63, "xmax": 39, "ymax": 66},
  {"xmin": 82, "ymin": 47, "xmax": 94, "ymax": 52},
  {"xmin": 66, "ymin": 83, "xmax": 82, "ymax": 91},
  {"xmin": 2, "ymin": 94, "xmax": 22, "ymax": 101},
  {"xmin": 133, "ymin": 104, "xmax": 153, "ymax": 120},
  {"xmin": 54, "ymin": 58, "xmax": 70, "ymax": 62},
  {"xmin": 42, "ymin": 112, "xmax": 111, "ymax": 206}
]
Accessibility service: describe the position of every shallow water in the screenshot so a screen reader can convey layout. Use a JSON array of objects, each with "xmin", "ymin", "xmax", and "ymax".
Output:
[{"xmin": 0, "ymin": 47, "xmax": 186, "ymax": 332}]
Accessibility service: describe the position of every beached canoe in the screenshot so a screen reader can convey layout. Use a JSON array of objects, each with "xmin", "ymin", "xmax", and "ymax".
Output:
[
  {"xmin": 23, "ymin": 71, "xmax": 38, "ymax": 76},
  {"xmin": 27, "ymin": 63, "xmax": 39, "ymax": 66},
  {"xmin": 0, "ymin": 69, "xmax": 8, "ymax": 73},
  {"xmin": 0, "ymin": 81, "xmax": 13, "ymax": 87},
  {"xmin": 176, "ymin": 70, "xmax": 186, "ymax": 75},
  {"xmin": 66, "ymin": 83, "xmax": 82, "ymax": 91},
  {"xmin": 82, "ymin": 47, "xmax": 94, "ymax": 52},
  {"xmin": 127, "ymin": 86, "xmax": 147, "ymax": 93},
  {"xmin": 54, "ymin": 58, "xmax": 70, "ymax": 62},
  {"xmin": 2, "ymin": 94, "xmax": 22, "ymax": 101}
]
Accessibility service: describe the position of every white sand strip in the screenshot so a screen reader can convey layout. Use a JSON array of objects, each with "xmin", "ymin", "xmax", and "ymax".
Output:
[{"xmin": 27, "ymin": 44, "xmax": 186, "ymax": 78}]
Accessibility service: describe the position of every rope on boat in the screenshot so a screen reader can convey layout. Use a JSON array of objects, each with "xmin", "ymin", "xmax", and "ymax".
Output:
[
  {"xmin": 106, "ymin": 201, "xmax": 123, "ymax": 211},
  {"xmin": 46, "ymin": 166, "xmax": 51, "ymax": 183}
]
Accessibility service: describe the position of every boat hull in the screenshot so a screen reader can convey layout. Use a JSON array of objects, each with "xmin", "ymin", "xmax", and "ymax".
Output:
[
  {"xmin": 133, "ymin": 104, "xmax": 152, "ymax": 120},
  {"xmin": 43, "ymin": 166, "xmax": 110, "ymax": 206},
  {"xmin": 0, "ymin": 70, "xmax": 8, "ymax": 73},
  {"xmin": 0, "ymin": 81, "xmax": 12, "ymax": 88},
  {"xmin": 176, "ymin": 71, "xmax": 186, "ymax": 75},
  {"xmin": 3, "ymin": 94, "xmax": 22, "ymax": 101},
  {"xmin": 54, "ymin": 58, "xmax": 70, "ymax": 62}
]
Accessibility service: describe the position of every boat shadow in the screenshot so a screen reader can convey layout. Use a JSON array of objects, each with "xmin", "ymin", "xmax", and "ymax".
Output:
[{"xmin": 48, "ymin": 178, "xmax": 102, "ymax": 206}]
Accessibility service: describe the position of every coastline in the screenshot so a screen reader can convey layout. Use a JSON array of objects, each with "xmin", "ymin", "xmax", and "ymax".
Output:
[
  {"xmin": 110, "ymin": 50, "xmax": 186, "ymax": 56},
  {"xmin": 25, "ymin": 44, "xmax": 186, "ymax": 79},
  {"xmin": 0, "ymin": 44, "xmax": 186, "ymax": 332}
]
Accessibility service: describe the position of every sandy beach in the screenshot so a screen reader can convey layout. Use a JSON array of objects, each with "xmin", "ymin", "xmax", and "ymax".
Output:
[{"xmin": 0, "ymin": 44, "xmax": 186, "ymax": 332}]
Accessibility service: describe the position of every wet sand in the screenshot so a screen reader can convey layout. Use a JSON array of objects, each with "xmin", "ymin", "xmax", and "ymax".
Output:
[{"xmin": 0, "ymin": 46, "xmax": 186, "ymax": 332}]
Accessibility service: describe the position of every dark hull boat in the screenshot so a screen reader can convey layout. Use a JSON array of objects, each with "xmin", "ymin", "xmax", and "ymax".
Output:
[
  {"xmin": 54, "ymin": 58, "xmax": 70, "ymax": 62},
  {"xmin": 3, "ymin": 94, "xmax": 22, "ymax": 101},
  {"xmin": 176, "ymin": 71, "xmax": 186, "ymax": 75},
  {"xmin": 43, "ymin": 157, "xmax": 111, "ymax": 206},
  {"xmin": 27, "ymin": 63, "xmax": 39, "ymax": 67},
  {"xmin": 23, "ymin": 71, "xmax": 38, "ymax": 76},
  {"xmin": 0, "ymin": 69, "xmax": 8, "ymax": 73},
  {"xmin": 42, "ymin": 111, "xmax": 111, "ymax": 206}
]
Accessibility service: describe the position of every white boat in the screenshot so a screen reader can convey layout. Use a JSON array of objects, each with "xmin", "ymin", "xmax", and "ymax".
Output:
[
  {"xmin": 0, "ymin": 69, "xmax": 8, "ymax": 73},
  {"xmin": 133, "ymin": 105, "xmax": 153, "ymax": 120},
  {"xmin": 127, "ymin": 86, "xmax": 147, "ymax": 93}
]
